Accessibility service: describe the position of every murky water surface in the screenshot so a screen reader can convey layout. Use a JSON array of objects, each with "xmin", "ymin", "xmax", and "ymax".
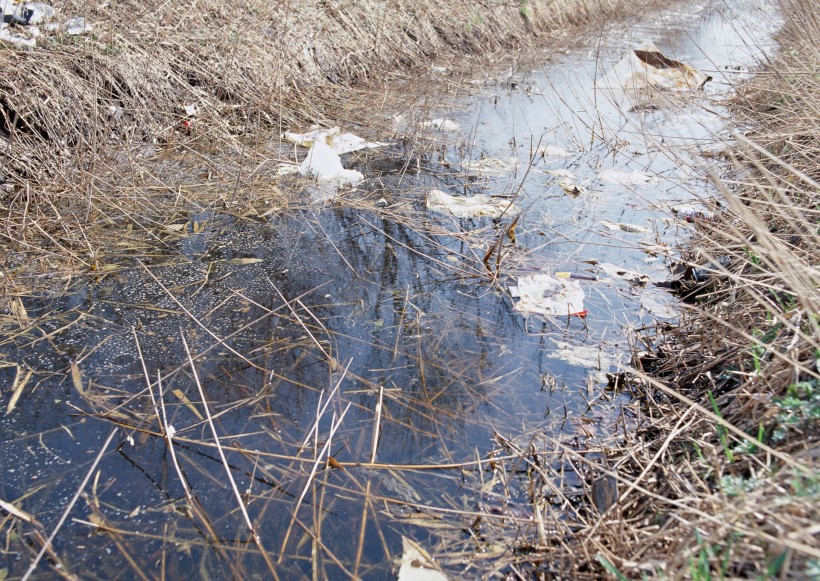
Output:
[{"xmin": 1, "ymin": 1, "xmax": 778, "ymax": 578}]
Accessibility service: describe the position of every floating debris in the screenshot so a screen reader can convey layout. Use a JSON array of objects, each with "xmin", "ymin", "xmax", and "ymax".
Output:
[
  {"xmin": 598, "ymin": 168, "xmax": 653, "ymax": 186},
  {"xmin": 398, "ymin": 536, "xmax": 448, "ymax": 581},
  {"xmin": 512, "ymin": 274, "xmax": 586, "ymax": 317},
  {"xmin": 426, "ymin": 189, "xmax": 516, "ymax": 219},
  {"xmin": 421, "ymin": 118, "xmax": 460, "ymax": 131},
  {"xmin": 299, "ymin": 140, "xmax": 363, "ymax": 186},
  {"xmin": 461, "ymin": 156, "xmax": 518, "ymax": 176},
  {"xmin": 596, "ymin": 40, "xmax": 711, "ymax": 92},
  {"xmin": 284, "ymin": 126, "xmax": 387, "ymax": 154},
  {"xmin": 672, "ymin": 205, "xmax": 716, "ymax": 222},
  {"xmin": 547, "ymin": 169, "xmax": 587, "ymax": 196},
  {"xmin": 598, "ymin": 262, "xmax": 651, "ymax": 285},
  {"xmin": 599, "ymin": 220, "xmax": 650, "ymax": 234}
]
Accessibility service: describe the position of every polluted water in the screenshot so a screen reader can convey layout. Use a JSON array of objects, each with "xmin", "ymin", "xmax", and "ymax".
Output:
[{"xmin": 0, "ymin": 0, "xmax": 780, "ymax": 578}]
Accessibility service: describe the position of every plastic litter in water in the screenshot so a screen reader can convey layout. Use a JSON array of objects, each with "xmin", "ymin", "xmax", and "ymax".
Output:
[
  {"xmin": 284, "ymin": 127, "xmax": 387, "ymax": 154},
  {"xmin": 426, "ymin": 189, "xmax": 516, "ymax": 219},
  {"xmin": 672, "ymin": 205, "xmax": 715, "ymax": 222},
  {"xmin": 421, "ymin": 118, "xmax": 460, "ymax": 131},
  {"xmin": 599, "ymin": 220, "xmax": 651, "ymax": 234},
  {"xmin": 512, "ymin": 274, "xmax": 586, "ymax": 317},
  {"xmin": 298, "ymin": 140, "xmax": 364, "ymax": 186},
  {"xmin": 596, "ymin": 40, "xmax": 711, "ymax": 93}
]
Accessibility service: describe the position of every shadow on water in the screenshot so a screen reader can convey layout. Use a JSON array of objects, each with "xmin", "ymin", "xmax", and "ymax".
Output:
[{"xmin": 0, "ymin": 0, "xmax": 779, "ymax": 577}]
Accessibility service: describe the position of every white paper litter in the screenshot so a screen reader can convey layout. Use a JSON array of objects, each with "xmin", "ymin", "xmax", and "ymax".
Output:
[
  {"xmin": 284, "ymin": 127, "xmax": 387, "ymax": 154},
  {"xmin": 299, "ymin": 140, "xmax": 363, "ymax": 186},
  {"xmin": 421, "ymin": 118, "xmax": 460, "ymax": 131},
  {"xmin": 398, "ymin": 537, "xmax": 448, "ymax": 581},
  {"xmin": 426, "ymin": 190, "xmax": 515, "ymax": 219},
  {"xmin": 598, "ymin": 169, "xmax": 653, "ymax": 186},
  {"xmin": 600, "ymin": 220, "xmax": 650, "ymax": 234},
  {"xmin": 513, "ymin": 274, "xmax": 586, "ymax": 317}
]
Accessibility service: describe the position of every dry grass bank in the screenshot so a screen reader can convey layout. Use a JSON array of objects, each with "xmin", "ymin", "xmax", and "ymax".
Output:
[{"xmin": 0, "ymin": 0, "xmax": 621, "ymax": 186}]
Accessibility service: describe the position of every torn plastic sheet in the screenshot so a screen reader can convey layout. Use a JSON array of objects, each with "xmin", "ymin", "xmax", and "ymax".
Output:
[
  {"xmin": 596, "ymin": 41, "xmax": 711, "ymax": 93},
  {"xmin": 547, "ymin": 169, "xmax": 587, "ymax": 197},
  {"xmin": 426, "ymin": 189, "xmax": 516, "ymax": 219},
  {"xmin": 461, "ymin": 156, "xmax": 518, "ymax": 176},
  {"xmin": 0, "ymin": 23, "xmax": 38, "ymax": 47},
  {"xmin": 598, "ymin": 169, "xmax": 653, "ymax": 186},
  {"xmin": 600, "ymin": 220, "xmax": 650, "ymax": 234},
  {"xmin": 298, "ymin": 140, "xmax": 363, "ymax": 186},
  {"xmin": 511, "ymin": 274, "xmax": 586, "ymax": 317},
  {"xmin": 421, "ymin": 118, "xmax": 460, "ymax": 131},
  {"xmin": 284, "ymin": 127, "xmax": 387, "ymax": 154},
  {"xmin": 398, "ymin": 537, "xmax": 448, "ymax": 581}
]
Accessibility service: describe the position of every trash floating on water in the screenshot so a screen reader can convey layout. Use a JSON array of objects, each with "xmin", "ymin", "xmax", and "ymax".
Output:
[
  {"xmin": 552, "ymin": 340, "xmax": 615, "ymax": 369},
  {"xmin": 596, "ymin": 40, "xmax": 711, "ymax": 93},
  {"xmin": 461, "ymin": 156, "xmax": 518, "ymax": 176},
  {"xmin": 672, "ymin": 205, "xmax": 715, "ymax": 222},
  {"xmin": 555, "ymin": 271, "xmax": 598, "ymax": 281},
  {"xmin": 421, "ymin": 118, "xmax": 460, "ymax": 132},
  {"xmin": 284, "ymin": 126, "xmax": 387, "ymax": 154},
  {"xmin": 599, "ymin": 220, "xmax": 650, "ymax": 234},
  {"xmin": 598, "ymin": 262, "xmax": 651, "ymax": 286},
  {"xmin": 537, "ymin": 144, "xmax": 571, "ymax": 157},
  {"xmin": 598, "ymin": 168, "xmax": 653, "ymax": 186},
  {"xmin": 398, "ymin": 536, "xmax": 448, "ymax": 581},
  {"xmin": 299, "ymin": 140, "xmax": 364, "ymax": 186},
  {"xmin": 426, "ymin": 189, "xmax": 516, "ymax": 219},
  {"xmin": 547, "ymin": 169, "xmax": 587, "ymax": 197},
  {"xmin": 511, "ymin": 274, "xmax": 586, "ymax": 317}
]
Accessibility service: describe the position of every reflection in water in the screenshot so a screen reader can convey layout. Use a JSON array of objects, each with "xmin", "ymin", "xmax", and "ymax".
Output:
[{"xmin": 0, "ymin": 0, "xmax": 778, "ymax": 577}]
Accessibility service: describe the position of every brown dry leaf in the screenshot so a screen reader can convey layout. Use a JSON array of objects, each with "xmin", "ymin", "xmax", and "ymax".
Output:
[
  {"xmin": 172, "ymin": 388, "xmax": 204, "ymax": 420},
  {"xmin": 6, "ymin": 366, "xmax": 33, "ymax": 415},
  {"xmin": 0, "ymin": 498, "xmax": 42, "ymax": 527},
  {"xmin": 70, "ymin": 363, "xmax": 84, "ymax": 396},
  {"xmin": 9, "ymin": 297, "xmax": 29, "ymax": 326},
  {"xmin": 224, "ymin": 258, "xmax": 263, "ymax": 265}
]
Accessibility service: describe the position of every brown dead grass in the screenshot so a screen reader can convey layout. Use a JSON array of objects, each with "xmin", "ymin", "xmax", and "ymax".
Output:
[{"xmin": 0, "ymin": 0, "xmax": 624, "ymax": 186}]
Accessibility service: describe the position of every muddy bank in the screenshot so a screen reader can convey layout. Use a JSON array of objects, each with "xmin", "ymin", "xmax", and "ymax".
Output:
[{"xmin": 0, "ymin": 0, "xmax": 630, "ymax": 185}]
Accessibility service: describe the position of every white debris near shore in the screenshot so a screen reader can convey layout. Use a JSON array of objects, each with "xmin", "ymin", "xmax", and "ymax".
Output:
[
  {"xmin": 283, "ymin": 126, "xmax": 387, "ymax": 154},
  {"xmin": 512, "ymin": 274, "xmax": 586, "ymax": 317},
  {"xmin": 298, "ymin": 140, "xmax": 363, "ymax": 186},
  {"xmin": 596, "ymin": 40, "xmax": 711, "ymax": 93},
  {"xmin": 426, "ymin": 189, "xmax": 516, "ymax": 219},
  {"xmin": 0, "ymin": 2, "xmax": 93, "ymax": 48}
]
